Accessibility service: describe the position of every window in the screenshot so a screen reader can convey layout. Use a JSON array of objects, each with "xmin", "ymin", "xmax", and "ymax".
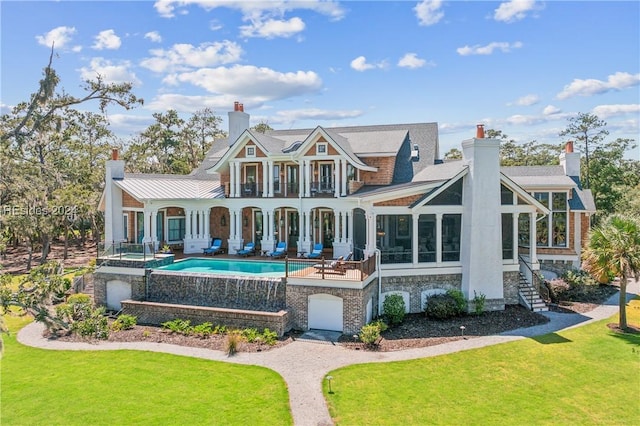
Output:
[
  {"xmin": 518, "ymin": 213, "xmax": 530, "ymax": 245},
  {"xmin": 123, "ymin": 214, "xmax": 129, "ymax": 242},
  {"xmin": 246, "ymin": 146, "xmax": 256, "ymax": 157},
  {"xmin": 168, "ymin": 218, "xmax": 185, "ymax": 241},
  {"xmin": 442, "ymin": 214, "xmax": 461, "ymax": 261},
  {"xmin": 502, "ymin": 213, "xmax": 513, "ymax": 259},
  {"xmin": 428, "ymin": 179, "xmax": 463, "ymax": 205},
  {"xmin": 316, "ymin": 143, "xmax": 327, "ymax": 155},
  {"xmin": 534, "ymin": 191, "xmax": 568, "ymax": 247},
  {"xmin": 418, "ymin": 214, "xmax": 436, "ymax": 262},
  {"xmin": 501, "ymin": 184, "xmax": 514, "ymax": 205}
]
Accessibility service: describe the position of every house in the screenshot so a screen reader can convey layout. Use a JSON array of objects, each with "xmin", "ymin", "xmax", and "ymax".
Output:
[{"xmin": 98, "ymin": 102, "xmax": 594, "ymax": 334}]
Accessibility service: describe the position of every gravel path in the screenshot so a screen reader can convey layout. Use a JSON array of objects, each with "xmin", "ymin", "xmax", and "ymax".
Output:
[{"xmin": 17, "ymin": 279, "xmax": 638, "ymax": 426}]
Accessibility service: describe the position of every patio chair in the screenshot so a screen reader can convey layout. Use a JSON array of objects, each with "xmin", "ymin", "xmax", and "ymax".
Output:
[
  {"xmin": 306, "ymin": 243, "xmax": 324, "ymax": 259},
  {"xmin": 202, "ymin": 238, "xmax": 223, "ymax": 256},
  {"xmin": 267, "ymin": 241, "xmax": 287, "ymax": 258},
  {"xmin": 236, "ymin": 242, "xmax": 256, "ymax": 257},
  {"xmin": 313, "ymin": 255, "xmax": 346, "ymax": 275}
]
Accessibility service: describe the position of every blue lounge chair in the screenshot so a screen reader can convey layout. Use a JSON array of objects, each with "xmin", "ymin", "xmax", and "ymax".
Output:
[
  {"xmin": 267, "ymin": 241, "xmax": 287, "ymax": 258},
  {"xmin": 236, "ymin": 242, "xmax": 255, "ymax": 257},
  {"xmin": 306, "ymin": 243, "xmax": 323, "ymax": 259},
  {"xmin": 202, "ymin": 238, "xmax": 223, "ymax": 256}
]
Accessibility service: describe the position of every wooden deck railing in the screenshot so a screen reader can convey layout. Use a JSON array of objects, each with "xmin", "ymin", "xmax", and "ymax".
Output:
[{"xmin": 285, "ymin": 254, "xmax": 376, "ymax": 281}]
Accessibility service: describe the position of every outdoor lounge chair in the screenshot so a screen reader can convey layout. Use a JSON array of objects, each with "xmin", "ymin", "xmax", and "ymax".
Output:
[
  {"xmin": 306, "ymin": 243, "xmax": 323, "ymax": 259},
  {"xmin": 236, "ymin": 242, "xmax": 255, "ymax": 257},
  {"xmin": 202, "ymin": 238, "xmax": 223, "ymax": 256},
  {"xmin": 313, "ymin": 255, "xmax": 346, "ymax": 275},
  {"xmin": 267, "ymin": 241, "xmax": 287, "ymax": 258}
]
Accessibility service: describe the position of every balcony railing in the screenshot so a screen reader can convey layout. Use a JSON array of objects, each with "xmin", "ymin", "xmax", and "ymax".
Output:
[
  {"xmin": 286, "ymin": 255, "xmax": 376, "ymax": 281},
  {"xmin": 310, "ymin": 181, "xmax": 335, "ymax": 197}
]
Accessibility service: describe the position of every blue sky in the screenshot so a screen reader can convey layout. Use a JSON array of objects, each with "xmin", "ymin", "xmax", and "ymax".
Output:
[{"xmin": 1, "ymin": 0, "xmax": 639, "ymax": 157}]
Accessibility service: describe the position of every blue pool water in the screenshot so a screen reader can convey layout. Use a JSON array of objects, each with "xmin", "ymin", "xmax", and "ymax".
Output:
[{"xmin": 156, "ymin": 258, "xmax": 296, "ymax": 277}]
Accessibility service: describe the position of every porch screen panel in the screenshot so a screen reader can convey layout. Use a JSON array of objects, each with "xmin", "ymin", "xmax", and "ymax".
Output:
[
  {"xmin": 418, "ymin": 214, "xmax": 436, "ymax": 262},
  {"xmin": 502, "ymin": 213, "xmax": 513, "ymax": 259},
  {"xmin": 442, "ymin": 214, "xmax": 461, "ymax": 261}
]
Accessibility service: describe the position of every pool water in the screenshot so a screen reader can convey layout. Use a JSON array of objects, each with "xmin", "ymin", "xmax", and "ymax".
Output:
[{"xmin": 156, "ymin": 258, "xmax": 296, "ymax": 277}]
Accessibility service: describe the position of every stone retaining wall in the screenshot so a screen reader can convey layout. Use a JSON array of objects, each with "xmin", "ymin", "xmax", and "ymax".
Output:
[
  {"xmin": 121, "ymin": 300, "xmax": 290, "ymax": 337},
  {"xmin": 93, "ymin": 270, "xmax": 146, "ymax": 307},
  {"xmin": 381, "ymin": 274, "xmax": 463, "ymax": 313},
  {"xmin": 147, "ymin": 271, "xmax": 286, "ymax": 312}
]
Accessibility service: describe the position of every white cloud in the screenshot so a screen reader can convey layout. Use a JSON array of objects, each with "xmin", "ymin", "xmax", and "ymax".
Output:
[
  {"xmin": 457, "ymin": 41, "xmax": 523, "ymax": 56},
  {"xmin": 107, "ymin": 114, "xmax": 156, "ymax": 136},
  {"xmin": 240, "ymin": 16, "xmax": 305, "ymax": 39},
  {"xmin": 35, "ymin": 26, "xmax": 77, "ymax": 49},
  {"xmin": 350, "ymin": 56, "xmax": 387, "ymax": 72},
  {"xmin": 398, "ymin": 53, "xmax": 432, "ymax": 69},
  {"xmin": 140, "ymin": 41, "xmax": 243, "ymax": 73},
  {"xmin": 512, "ymin": 94, "xmax": 539, "ymax": 106},
  {"xmin": 556, "ymin": 72, "xmax": 640, "ymax": 100},
  {"xmin": 592, "ymin": 104, "xmax": 640, "ymax": 119},
  {"xmin": 494, "ymin": 0, "xmax": 537, "ymax": 23},
  {"xmin": 79, "ymin": 57, "xmax": 140, "ymax": 85},
  {"xmin": 543, "ymin": 105, "xmax": 561, "ymax": 115},
  {"xmin": 154, "ymin": 0, "xmax": 345, "ymax": 22},
  {"xmin": 171, "ymin": 65, "xmax": 323, "ymax": 100},
  {"xmin": 144, "ymin": 31, "xmax": 162, "ymax": 43},
  {"xmin": 92, "ymin": 29, "xmax": 121, "ymax": 50},
  {"xmin": 414, "ymin": 0, "xmax": 444, "ymax": 26},
  {"xmin": 145, "ymin": 93, "xmax": 234, "ymax": 113}
]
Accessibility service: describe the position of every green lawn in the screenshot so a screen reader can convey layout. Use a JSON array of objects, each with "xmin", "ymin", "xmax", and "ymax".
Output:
[
  {"xmin": 1, "ymin": 315, "xmax": 292, "ymax": 426},
  {"xmin": 325, "ymin": 300, "xmax": 640, "ymax": 425}
]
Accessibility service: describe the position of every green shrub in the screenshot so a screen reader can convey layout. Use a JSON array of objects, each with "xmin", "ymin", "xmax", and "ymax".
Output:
[
  {"xmin": 359, "ymin": 319, "xmax": 388, "ymax": 346},
  {"xmin": 192, "ymin": 322, "xmax": 213, "ymax": 338},
  {"xmin": 260, "ymin": 328, "xmax": 278, "ymax": 346},
  {"xmin": 472, "ymin": 291, "xmax": 486, "ymax": 315},
  {"xmin": 161, "ymin": 319, "xmax": 192, "ymax": 335},
  {"xmin": 241, "ymin": 327, "xmax": 260, "ymax": 343},
  {"xmin": 111, "ymin": 314, "xmax": 137, "ymax": 332},
  {"xmin": 213, "ymin": 324, "xmax": 227, "ymax": 335},
  {"xmin": 446, "ymin": 289, "xmax": 467, "ymax": 313},
  {"xmin": 55, "ymin": 293, "xmax": 92, "ymax": 323},
  {"xmin": 72, "ymin": 306, "xmax": 109, "ymax": 339},
  {"xmin": 425, "ymin": 292, "xmax": 466, "ymax": 319},
  {"xmin": 383, "ymin": 294, "xmax": 406, "ymax": 325}
]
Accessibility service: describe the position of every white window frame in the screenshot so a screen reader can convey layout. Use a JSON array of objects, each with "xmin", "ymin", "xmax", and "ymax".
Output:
[
  {"xmin": 246, "ymin": 145, "xmax": 256, "ymax": 157},
  {"xmin": 316, "ymin": 142, "xmax": 328, "ymax": 155}
]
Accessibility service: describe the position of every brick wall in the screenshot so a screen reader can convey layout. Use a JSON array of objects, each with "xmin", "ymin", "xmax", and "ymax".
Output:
[
  {"xmin": 360, "ymin": 157, "xmax": 396, "ymax": 185},
  {"xmin": 381, "ymin": 274, "xmax": 462, "ymax": 312},
  {"xmin": 209, "ymin": 207, "xmax": 229, "ymax": 243},
  {"xmin": 122, "ymin": 300, "xmax": 290, "ymax": 337}
]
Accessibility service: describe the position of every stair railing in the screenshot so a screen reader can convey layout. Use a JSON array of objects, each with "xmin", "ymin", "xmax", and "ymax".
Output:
[{"xmin": 518, "ymin": 255, "xmax": 548, "ymax": 310}]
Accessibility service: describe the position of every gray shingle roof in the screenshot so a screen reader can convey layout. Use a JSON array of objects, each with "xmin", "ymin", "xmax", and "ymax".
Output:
[{"xmin": 502, "ymin": 165, "xmax": 576, "ymax": 187}]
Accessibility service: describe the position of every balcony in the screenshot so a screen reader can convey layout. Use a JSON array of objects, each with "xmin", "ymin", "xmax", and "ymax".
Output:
[{"xmin": 310, "ymin": 181, "xmax": 335, "ymax": 197}]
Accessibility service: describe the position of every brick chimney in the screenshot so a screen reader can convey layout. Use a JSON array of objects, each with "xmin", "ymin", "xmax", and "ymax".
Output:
[{"xmin": 228, "ymin": 101, "xmax": 249, "ymax": 145}]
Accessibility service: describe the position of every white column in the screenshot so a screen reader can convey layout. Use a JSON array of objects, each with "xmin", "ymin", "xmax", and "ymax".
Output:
[
  {"xmin": 268, "ymin": 160, "xmax": 274, "ymax": 197},
  {"xmin": 334, "ymin": 159, "xmax": 340, "ymax": 198},
  {"xmin": 412, "ymin": 214, "xmax": 419, "ymax": 264},
  {"xmin": 304, "ymin": 210, "xmax": 311, "ymax": 243},
  {"xmin": 333, "ymin": 210, "xmax": 339, "ymax": 243},
  {"xmin": 530, "ymin": 212, "xmax": 538, "ymax": 264},
  {"xmin": 346, "ymin": 210, "xmax": 352, "ymax": 243},
  {"xmin": 185, "ymin": 209, "xmax": 192, "ymax": 239},
  {"xmin": 262, "ymin": 160, "xmax": 268, "ymax": 197},
  {"xmin": 235, "ymin": 161, "xmax": 241, "ymax": 198},
  {"xmin": 304, "ymin": 160, "xmax": 311, "ymax": 197},
  {"xmin": 191, "ymin": 209, "xmax": 198, "ymax": 239},
  {"xmin": 205, "ymin": 209, "xmax": 211, "ymax": 241},
  {"xmin": 229, "ymin": 162, "xmax": 236, "ymax": 197},
  {"xmin": 512, "ymin": 212, "xmax": 519, "ymax": 263},
  {"xmin": 436, "ymin": 213, "xmax": 443, "ymax": 264},
  {"xmin": 150, "ymin": 210, "xmax": 158, "ymax": 244},
  {"xmin": 341, "ymin": 159, "xmax": 347, "ymax": 196}
]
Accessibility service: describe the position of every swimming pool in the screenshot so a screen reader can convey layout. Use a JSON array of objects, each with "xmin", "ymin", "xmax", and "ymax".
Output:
[{"xmin": 156, "ymin": 258, "xmax": 297, "ymax": 277}]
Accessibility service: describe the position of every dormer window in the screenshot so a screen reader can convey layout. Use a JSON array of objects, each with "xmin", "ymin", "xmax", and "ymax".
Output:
[
  {"xmin": 317, "ymin": 143, "xmax": 328, "ymax": 156},
  {"xmin": 411, "ymin": 144, "xmax": 419, "ymax": 160},
  {"xmin": 246, "ymin": 146, "xmax": 256, "ymax": 157}
]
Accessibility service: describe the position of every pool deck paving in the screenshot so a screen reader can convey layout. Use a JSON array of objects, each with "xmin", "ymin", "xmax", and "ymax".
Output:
[{"xmin": 17, "ymin": 278, "xmax": 639, "ymax": 426}]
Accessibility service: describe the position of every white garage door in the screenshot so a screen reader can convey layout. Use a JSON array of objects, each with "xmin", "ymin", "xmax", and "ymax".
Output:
[
  {"xmin": 106, "ymin": 280, "xmax": 132, "ymax": 311},
  {"xmin": 308, "ymin": 294, "xmax": 343, "ymax": 332}
]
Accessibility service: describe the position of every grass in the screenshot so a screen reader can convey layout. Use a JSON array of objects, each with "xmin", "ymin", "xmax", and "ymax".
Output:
[
  {"xmin": 325, "ymin": 300, "xmax": 640, "ymax": 425},
  {"xmin": 1, "ymin": 315, "xmax": 292, "ymax": 426}
]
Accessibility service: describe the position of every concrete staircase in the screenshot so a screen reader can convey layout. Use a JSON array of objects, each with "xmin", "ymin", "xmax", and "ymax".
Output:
[{"xmin": 518, "ymin": 273, "xmax": 548, "ymax": 312}]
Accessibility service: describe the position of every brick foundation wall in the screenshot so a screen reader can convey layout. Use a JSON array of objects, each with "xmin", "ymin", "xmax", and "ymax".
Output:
[
  {"xmin": 121, "ymin": 300, "xmax": 290, "ymax": 337},
  {"xmin": 93, "ymin": 270, "xmax": 147, "ymax": 306},
  {"xmin": 381, "ymin": 274, "xmax": 462, "ymax": 313},
  {"xmin": 503, "ymin": 271, "xmax": 519, "ymax": 305}
]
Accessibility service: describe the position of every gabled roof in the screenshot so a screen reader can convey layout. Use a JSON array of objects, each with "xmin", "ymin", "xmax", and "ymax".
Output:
[
  {"xmin": 114, "ymin": 174, "xmax": 224, "ymax": 201},
  {"xmin": 501, "ymin": 165, "xmax": 577, "ymax": 188}
]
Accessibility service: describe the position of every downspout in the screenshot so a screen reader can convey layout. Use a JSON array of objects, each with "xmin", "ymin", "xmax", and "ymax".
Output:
[{"xmin": 375, "ymin": 248, "xmax": 382, "ymax": 317}]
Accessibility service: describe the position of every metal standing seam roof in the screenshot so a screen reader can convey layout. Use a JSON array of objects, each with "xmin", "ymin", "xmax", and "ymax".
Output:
[{"xmin": 114, "ymin": 175, "xmax": 224, "ymax": 201}]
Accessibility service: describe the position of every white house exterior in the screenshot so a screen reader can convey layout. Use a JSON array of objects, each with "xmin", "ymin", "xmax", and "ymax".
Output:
[{"xmin": 99, "ymin": 102, "xmax": 595, "ymax": 333}]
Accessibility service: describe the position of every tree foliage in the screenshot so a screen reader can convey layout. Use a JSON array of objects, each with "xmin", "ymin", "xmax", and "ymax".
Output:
[{"xmin": 582, "ymin": 214, "xmax": 640, "ymax": 329}]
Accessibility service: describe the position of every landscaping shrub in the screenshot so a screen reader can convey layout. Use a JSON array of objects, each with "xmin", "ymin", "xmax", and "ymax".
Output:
[
  {"xmin": 192, "ymin": 322, "xmax": 213, "ymax": 338},
  {"xmin": 241, "ymin": 327, "xmax": 260, "ymax": 343},
  {"xmin": 547, "ymin": 269, "xmax": 603, "ymax": 303},
  {"xmin": 111, "ymin": 314, "xmax": 137, "ymax": 331},
  {"xmin": 383, "ymin": 294, "xmax": 406, "ymax": 325},
  {"xmin": 359, "ymin": 319, "xmax": 388, "ymax": 346},
  {"xmin": 260, "ymin": 328, "xmax": 278, "ymax": 346},
  {"xmin": 472, "ymin": 291, "xmax": 486, "ymax": 315},
  {"xmin": 72, "ymin": 306, "xmax": 109, "ymax": 339},
  {"xmin": 424, "ymin": 291, "xmax": 466, "ymax": 320},
  {"xmin": 161, "ymin": 319, "xmax": 192, "ymax": 334},
  {"xmin": 55, "ymin": 293, "xmax": 92, "ymax": 323},
  {"xmin": 226, "ymin": 332, "xmax": 241, "ymax": 356}
]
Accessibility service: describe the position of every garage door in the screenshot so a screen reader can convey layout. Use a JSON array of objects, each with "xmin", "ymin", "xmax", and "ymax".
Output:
[
  {"xmin": 308, "ymin": 294, "xmax": 343, "ymax": 332},
  {"xmin": 106, "ymin": 280, "xmax": 132, "ymax": 311}
]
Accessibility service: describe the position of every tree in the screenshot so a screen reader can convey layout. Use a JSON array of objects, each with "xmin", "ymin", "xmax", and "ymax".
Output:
[
  {"xmin": 588, "ymin": 138, "xmax": 640, "ymax": 217},
  {"xmin": 252, "ymin": 121, "xmax": 273, "ymax": 134},
  {"xmin": 444, "ymin": 147, "xmax": 462, "ymax": 160},
  {"xmin": 182, "ymin": 108, "xmax": 225, "ymax": 169},
  {"xmin": 485, "ymin": 128, "xmax": 561, "ymax": 166},
  {"xmin": 559, "ymin": 113, "xmax": 609, "ymax": 189},
  {"xmin": 582, "ymin": 214, "xmax": 640, "ymax": 330}
]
